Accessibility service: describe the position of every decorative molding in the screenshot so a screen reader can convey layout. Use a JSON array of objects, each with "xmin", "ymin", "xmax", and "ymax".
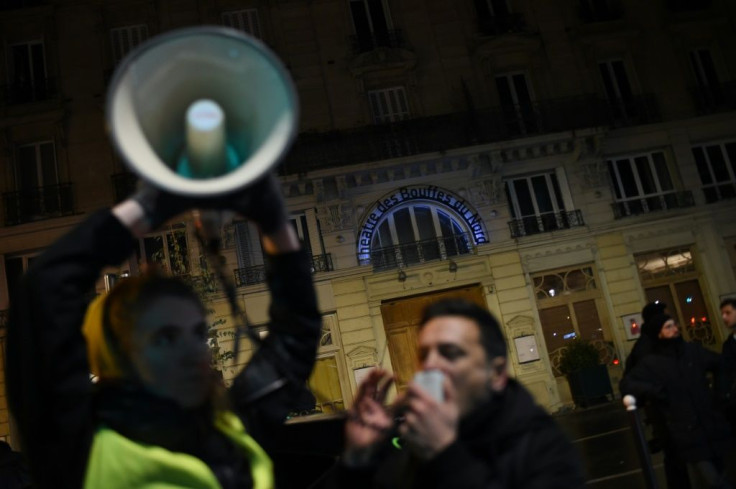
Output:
[
  {"xmin": 349, "ymin": 48, "xmax": 418, "ymax": 79},
  {"xmin": 581, "ymin": 160, "xmax": 609, "ymax": 188},
  {"xmin": 317, "ymin": 203, "xmax": 355, "ymax": 233},
  {"xmin": 506, "ymin": 315, "xmax": 534, "ymax": 329},
  {"xmin": 346, "ymin": 345, "xmax": 378, "ymax": 369}
]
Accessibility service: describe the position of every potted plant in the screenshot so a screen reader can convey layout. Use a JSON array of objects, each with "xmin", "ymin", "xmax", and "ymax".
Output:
[{"xmin": 559, "ymin": 339, "xmax": 613, "ymax": 408}]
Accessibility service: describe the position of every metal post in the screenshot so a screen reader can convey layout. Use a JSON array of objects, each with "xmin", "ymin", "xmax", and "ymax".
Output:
[{"xmin": 623, "ymin": 395, "xmax": 659, "ymax": 489}]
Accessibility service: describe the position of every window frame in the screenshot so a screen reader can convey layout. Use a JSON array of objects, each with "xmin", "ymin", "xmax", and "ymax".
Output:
[
  {"xmin": 607, "ymin": 150, "xmax": 674, "ymax": 202},
  {"xmin": 691, "ymin": 140, "xmax": 736, "ymax": 202},
  {"xmin": 109, "ymin": 24, "xmax": 149, "ymax": 65},
  {"xmin": 367, "ymin": 86, "xmax": 411, "ymax": 124},
  {"xmin": 14, "ymin": 140, "xmax": 58, "ymax": 190},
  {"xmin": 136, "ymin": 223, "xmax": 190, "ymax": 277},
  {"xmin": 349, "ymin": 0, "xmax": 393, "ymax": 35},
  {"xmin": 221, "ymin": 8, "xmax": 262, "ymax": 39},
  {"xmin": 689, "ymin": 48, "xmax": 719, "ymax": 88},
  {"xmin": 505, "ymin": 171, "xmax": 568, "ymax": 219},
  {"xmin": 8, "ymin": 39, "xmax": 47, "ymax": 88}
]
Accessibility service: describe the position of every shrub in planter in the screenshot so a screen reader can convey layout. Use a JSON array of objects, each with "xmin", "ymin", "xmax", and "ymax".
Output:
[{"xmin": 559, "ymin": 340, "xmax": 612, "ymax": 408}]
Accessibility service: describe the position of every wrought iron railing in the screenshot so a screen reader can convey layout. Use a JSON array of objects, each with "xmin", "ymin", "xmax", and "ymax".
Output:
[
  {"xmin": 702, "ymin": 182, "xmax": 736, "ymax": 204},
  {"xmin": 666, "ymin": 0, "xmax": 712, "ymax": 11},
  {"xmin": 1, "ymin": 77, "xmax": 58, "ymax": 106},
  {"xmin": 111, "ymin": 172, "xmax": 138, "ymax": 203},
  {"xmin": 281, "ymin": 94, "xmax": 659, "ymax": 174},
  {"xmin": 350, "ymin": 29, "xmax": 405, "ymax": 54},
  {"xmin": 508, "ymin": 210, "xmax": 585, "ymax": 238},
  {"xmin": 689, "ymin": 82, "xmax": 736, "ymax": 114},
  {"xmin": 611, "ymin": 191, "xmax": 694, "ymax": 219},
  {"xmin": 477, "ymin": 13, "xmax": 526, "ymax": 36},
  {"xmin": 3, "ymin": 183, "xmax": 75, "ymax": 226},
  {"xmin": 365, "ymin": 233, "xmax": 474, "ymax": 271},
  {"xmin": 234, "ymin": 253, "xmax": 334, "ymax": 287},
  {"xmin": 578, "ymin": 0, "xmax": 624, "ymax": 22},
  {"xmin": 309, "ymin": 253, "xmax": 334, "ymax": 273}
]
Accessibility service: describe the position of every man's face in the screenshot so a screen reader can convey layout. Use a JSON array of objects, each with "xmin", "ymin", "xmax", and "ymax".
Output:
[
  {"xmin": 417, "ymin": 315, "xmax": 506, "ymax": 417},
  {"xmin": 658, "ymin": 319, "xmax": 680, "ymax": 340},
  {"xmin": 721, "ymin": 305, "xmax": 736, "ymax": 329}
]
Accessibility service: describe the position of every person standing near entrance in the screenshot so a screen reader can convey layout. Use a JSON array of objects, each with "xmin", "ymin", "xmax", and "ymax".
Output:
[
  {"xmin": 621, "ymin": 314, "xmax": 732, "ymax": 489},
  {"xmin": 326, "ymin": 298, "xmax": 585, "ymax": 489},
  {"xmin": 720, "ymin": 298, "xmax": 736, "ymax": 431}
]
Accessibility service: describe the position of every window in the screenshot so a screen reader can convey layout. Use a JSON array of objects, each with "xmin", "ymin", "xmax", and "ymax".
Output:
[
  {"xmin": 692, "ymin": 141, "xmax": 736, "ymax": 203},
  {"xmin": 221, "ymin": 9, "xmax": 262, "ymax": 38},
  {"xmin": 110, "ymin": 25, "xmax": 149, "ymax": 65},
  {"xmin": 599, "ymin": 59, "xmax": 638, "ymax": 121},
  {"xmin": 505, "ymin": 170, "xmax": 581, "ymax": 237},
  {"xmin": 690, "ymin": 49, "xmax": 719, "ymax": 88},
  {"xmin": 495, "ymin": 73, "xmax": 537, "ymax": 135},
  {"xmin": 5, "ymin": 141, "xmax": 72, "ymax": 224},
  {"xmin": 137, "ymin": 225, "xmax": 189, "ymax": 276},
  {"xmin": 607, "ymin": 151, "xmax": 690, "ymax": 217},
  {"xmin": 474, "ymin": 0, "xmax": 524, "ymax": 35},
  {"xmin": 369, "ymin": 203, "xmax": 471, "ymax": 270},
  {"xmin": 350, "ymin": 0, "xmax": 392, "ymax": 51},
  {"xmin": 8, "ymin": 40, "xmax": 49, "ymax": 103},
  {"xmin": 368, "ymin": 87, "xmax": 410, "ymax": 124},
  {"xmin": 16, "ymin": 141, "xmax": 58, "ymax": 190},
  {"xmin": 3, "ymin": 254, "xmax": 38, "ymax": 308}
]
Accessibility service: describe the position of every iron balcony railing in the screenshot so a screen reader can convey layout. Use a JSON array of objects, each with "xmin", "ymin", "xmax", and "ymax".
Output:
[
  {"xmin": 689, "ymin": 82, "xmax": 736, "ymax": 114},
  {"xmin": 702, "ymin": 182, "xmax": 736, "ymax": 204},
  {"xmin": 234, "ymin": 253, "xmax": 334, "ymax": 287},
  {"xmin": 1, "ymin": 77, "xmax": 58, "ymax": 106},
  {"xmin": 350, "ymin": 29, "xmax": 405, "ymax": 54},
  {"xmin": 365, "ymin": 233, "xmax": 474, "ymax": 271},
  {"xmin": 3, "ymin": 183, "xmax": 75, "ymax": 226},
  {"xmin": 508, "ymin": 210, "xmax": 585, "ymax": 238},
  {"xmin": 578, "ymin": 0, "xmax": 624, "ymax": 22},
  {"xmin": 111, "ymin": 172, "xmax": 138, "ymax": 203},
  {"xmin": 282, "ymin": 94, "xmax": 659, "ymax": 174},
  {"xmin": 611, "ymin": 191, "xmax": 694, "ymax": 219},
  {"xmin": 477, "ymin": 13, "xmax": 526, "ymax": 36}
]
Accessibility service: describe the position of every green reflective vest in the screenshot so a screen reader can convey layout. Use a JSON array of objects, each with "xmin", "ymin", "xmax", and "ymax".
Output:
[{"xmin": 84, "ymin": 411, "xmax": 274, "ymax": 489}]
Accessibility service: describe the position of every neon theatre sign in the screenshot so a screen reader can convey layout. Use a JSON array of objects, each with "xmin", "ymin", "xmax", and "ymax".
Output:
[{"xmin": 357, "ymin": 185, "xmax": 489, "ymax": 261}]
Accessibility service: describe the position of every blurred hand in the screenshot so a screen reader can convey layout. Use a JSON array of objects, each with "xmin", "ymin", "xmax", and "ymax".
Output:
[
  {"xmin": 345, "ymin": 369, "xmax": 394, "ymax": 456},
  {"xmin": 130, "ymin": 183, "xmax": 198, "ymax": 231},
  {"xmin": 221, "ymin": 173, "xmax": 287, "ymax": 235},
  {"xmin": 398, "ymin": 374, "xmax": 459, "ymax": 460}
]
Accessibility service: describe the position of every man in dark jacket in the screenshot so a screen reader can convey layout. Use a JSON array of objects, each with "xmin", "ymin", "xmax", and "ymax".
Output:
[
  {"xmin": 721, "ymin": 298, "xmax": 736, "ymax": 430},
  {"xmin": 328, "ymin": 299, "xmax": 585, "ymax": 489},
  {"xmin": 621, "ymin": 314, "xmax": 732, "ymax": 488},
  {"xmin": 624, "ymin": 301, "xmax": 667, "ymax": 375}
]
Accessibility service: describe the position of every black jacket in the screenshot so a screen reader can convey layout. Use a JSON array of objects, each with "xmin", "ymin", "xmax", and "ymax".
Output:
[
  {"xmin": 620, "ymin": 338, "xmax": 730, "ymax": 462},
  {"xmin": 721, "ymin": 334, "xmax": 736, "ymax": 422},
  {"xmin": 6, "ymin": 210, "xmax": 322, "ymax": 489},
  {"xmin": 329, "ymin": 379, "xmax": 585, "ymax": 489}
]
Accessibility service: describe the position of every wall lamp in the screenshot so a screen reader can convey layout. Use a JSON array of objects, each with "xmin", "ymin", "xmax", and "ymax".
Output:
[
  {"xmin": 398, "ymin": 269, "xmax": 407, "ymax": 282},
  {"xmin": 448, "ymin": 260, "xmax": 458, "ymax": 273}
]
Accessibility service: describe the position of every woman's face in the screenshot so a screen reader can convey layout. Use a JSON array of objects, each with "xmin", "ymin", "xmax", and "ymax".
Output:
[
  {"xmin": 129, "ymin": 295, "xmax": 213, "ymax": 408},
  {"xmin": 658, "ymin": 319, "xmax": 680, "ymax": 340}
]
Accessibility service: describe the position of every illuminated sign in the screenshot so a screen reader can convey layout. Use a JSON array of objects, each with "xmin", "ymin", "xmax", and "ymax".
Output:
[{"xmin": 357, "ymin": 185, "xmax": 489, "ymax": 260}]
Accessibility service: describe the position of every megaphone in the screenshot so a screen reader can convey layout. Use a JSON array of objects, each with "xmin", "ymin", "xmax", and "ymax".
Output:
[{"xmin": 106, "ymin": 26, "xmax": 298, "ymax": 197}]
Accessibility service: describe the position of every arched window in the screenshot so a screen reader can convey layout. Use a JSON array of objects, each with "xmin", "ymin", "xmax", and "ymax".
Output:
[{"xmin": 369, "ymin": 203, "xmax": 472, "ymax": 270}]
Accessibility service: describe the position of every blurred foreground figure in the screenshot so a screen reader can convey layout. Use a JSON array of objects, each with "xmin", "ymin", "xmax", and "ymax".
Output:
[
  {"xmin": 326, "ymin": 299, "xmax": 585, "ymax": 489},
  {"xmin": 6, "ymin": 174, "xmax": 321, "ymax": 489},
  {"xmin": 621, "ymin": 314, "xmax": 732, "ymax": 489}
]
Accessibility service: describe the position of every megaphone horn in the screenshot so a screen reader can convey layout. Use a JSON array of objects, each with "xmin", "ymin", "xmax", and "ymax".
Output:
[{"xmin": 106, "ymin": 26, "xmax": 299, "ymax": 198}]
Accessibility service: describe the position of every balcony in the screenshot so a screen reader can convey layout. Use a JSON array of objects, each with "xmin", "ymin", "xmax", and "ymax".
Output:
[
  {"xmin": 611, "ymin": 191, "xmax": 694, "ymax": 219},
  {"xmin": 1, "ymin": 78, "xmax": 58, "ymax": 106},
  {"xmin": 112, "ymin": 172, "xmax": 138, "ymax": 203},
  {"xmin": 702, "ymin": 182, "xmax": 736, "ymax": 204},
  {"xmin": 579, "ymin": 0, "xmax": 624, "ymax": 22},
  {"xmin": 478, "ymin": 13, "xmax": 526, "ymax": 36},
  {"xmin": 3, "ymin": 183, "xmax": 75, "ymax": 226},
  {"xmin": 508, "ymin": 210, "xmax": 585, "ymax": 238},
  {"xmin": 689, "ymin": 82, "xmax": 736, "ymax": 114},
  {"xmin": 234, "ymin": 253, "xmax": 334, "ymax": 287},
  {"xmin": 283, "ymin": 94, "xmax": 658, "ymax": 173},
  {"xmin": 666, "ymin": 0, "xmax": 712, "ymax": 11},
  {"xmin": 364, "ymin": 233, "xmax": 474, "ymax": 271},
  {"xmin": 350, "ymin": 29, "xmax": 405, "ymax": 54}
]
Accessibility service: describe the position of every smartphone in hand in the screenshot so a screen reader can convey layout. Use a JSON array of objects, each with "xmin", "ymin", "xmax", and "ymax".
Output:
[{"xmin": 412, "ymin": 370, "xmax": 445, "ymax": 402}]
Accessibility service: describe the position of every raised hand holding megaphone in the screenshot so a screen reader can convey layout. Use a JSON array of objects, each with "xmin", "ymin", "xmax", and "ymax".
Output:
[{"xmin": 107, "ymin": 26, "xmax": 298, "ymax": 242}]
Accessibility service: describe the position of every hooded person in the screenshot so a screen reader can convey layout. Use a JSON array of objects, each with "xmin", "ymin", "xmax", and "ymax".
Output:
[{"xmin": 621, "ymin": 314, "xmax": 733, "ymax": 488}]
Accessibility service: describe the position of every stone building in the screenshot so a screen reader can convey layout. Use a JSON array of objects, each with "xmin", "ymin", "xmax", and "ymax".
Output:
[{"xmin": 1, "ymin": 0, "xmax": 736, "ymax": 445}]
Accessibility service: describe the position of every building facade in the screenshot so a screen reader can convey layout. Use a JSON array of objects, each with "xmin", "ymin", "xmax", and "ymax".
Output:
[{"xmin": 2, "ymin": 0, "xmax": 736, "ymax": 444}]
